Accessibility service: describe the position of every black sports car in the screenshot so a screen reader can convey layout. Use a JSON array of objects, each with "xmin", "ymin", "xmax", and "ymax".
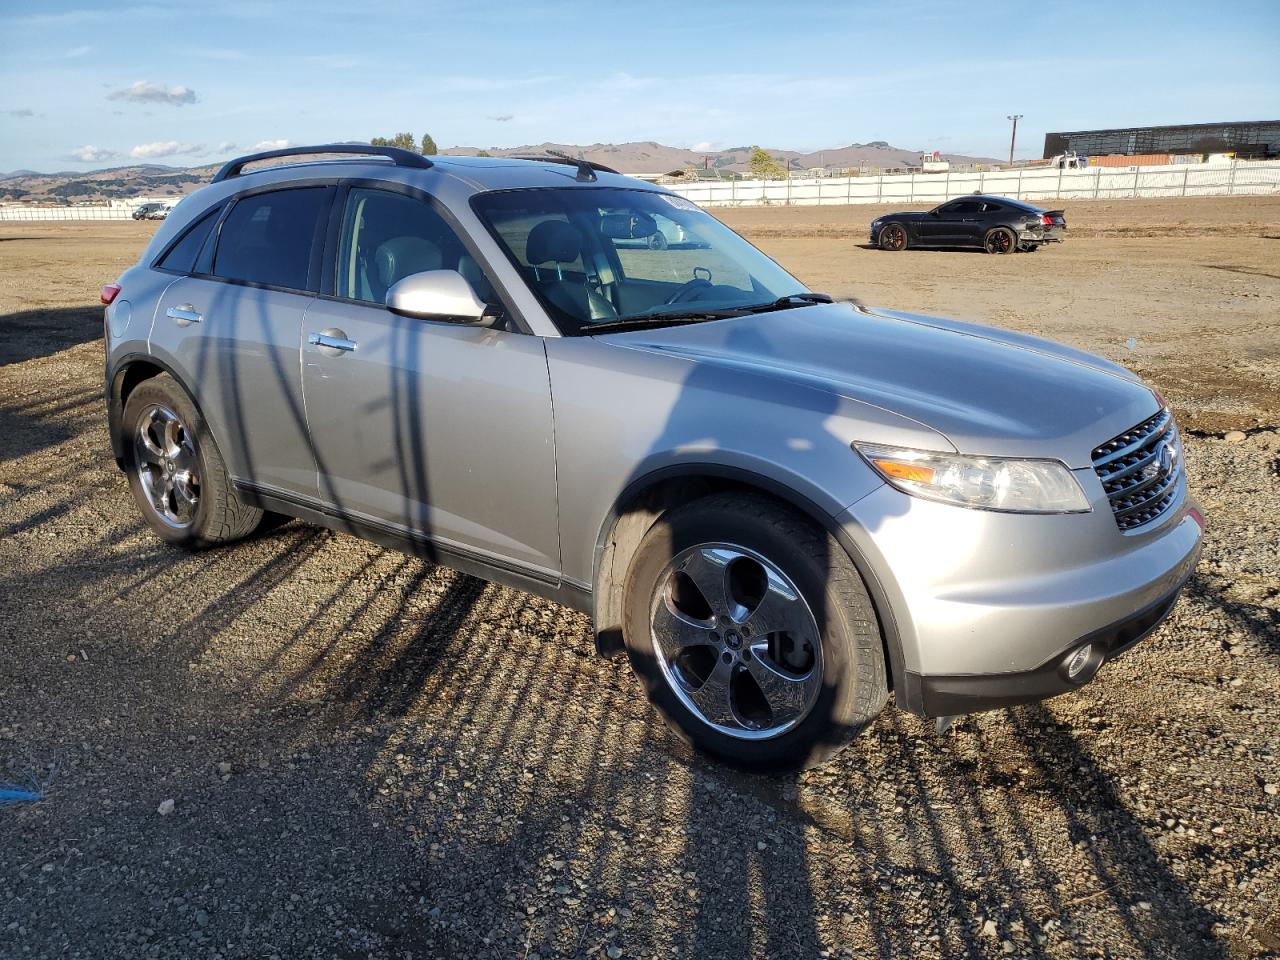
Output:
[{"xmin": 870, "ymin": 195, "xmax": 1066, "ymax": 254}]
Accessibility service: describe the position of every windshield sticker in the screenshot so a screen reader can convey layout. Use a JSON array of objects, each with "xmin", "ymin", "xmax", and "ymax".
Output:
[{"xmin": 658, "ymin": 194, "xmax": 699, "ymax": 212}]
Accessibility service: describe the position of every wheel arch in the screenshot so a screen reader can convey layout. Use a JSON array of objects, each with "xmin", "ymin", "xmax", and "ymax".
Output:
[
  {"xmin": 590, "ymin": 463, "xmax": 905, "ymax": 697},
  {"xmin": 107, "ymin": 353, "xmax": 213, "ymax": 471}
]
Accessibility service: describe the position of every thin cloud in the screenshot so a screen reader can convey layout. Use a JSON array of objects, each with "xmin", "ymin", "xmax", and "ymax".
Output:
[
  {"xmin": 108, "ymin": 81, "xmax": 198, "ymax": 107},
  {"xmin": 129, "ymin": 141, "xmax": 206, "ymax": 159},
  {"xmin": 70, "ymin": 145, "xmax": 118, "ymax": 163},
  {"xmin": 64, "ymin": 45, "xmax": 92, "ymax": 58},
  {"xmin": 215, "ymin": 140, "xmax": 238, "ymax": 153},
  {"xmin": 438, "ymin": 75, "xmax": 559, "ymax": 93},
  {"xmin": 188, "ymin": 48, "xmax": 246, "ymax": 60},
  {"xmin": 248, "ymin": 139, "xmax": 290, "ymax": 151},
  {"xmin": 304, "ymin": 54, "xmax": 359, "ymax": 69},
  {"xmin": 488, "ymin": 114, "xmax": 515, "ymax": 122},
  {"xmin": 6, "ymin": 109, "xmax": 36, "ymax": 118}
]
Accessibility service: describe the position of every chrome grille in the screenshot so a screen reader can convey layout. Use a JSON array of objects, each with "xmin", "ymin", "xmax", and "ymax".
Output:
[{"xmin": 1091, "ymin": 409, "xmax": 1182, "ymax": 531}]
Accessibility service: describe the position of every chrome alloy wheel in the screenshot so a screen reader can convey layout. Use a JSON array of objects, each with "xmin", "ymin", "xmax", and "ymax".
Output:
[
  {"xmin": 133, "ymin": 404, "xmax": 200, "ymax": 528},
  {"xmin": 649, "ymin": 543, "xmax": 824, "ymax": 740}
]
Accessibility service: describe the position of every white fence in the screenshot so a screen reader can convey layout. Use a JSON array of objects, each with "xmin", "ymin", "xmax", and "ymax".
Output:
[
  {"xmin": 2, "ymin": 161, "xmax": 1278, "ymax": 220},
  {"xmin": 0, "ymin": 197, "xmax": 175, "ymax": 222},
  {"xmin": 664, "ymin": 159, "xmax": 1280, "ymax": 208}
]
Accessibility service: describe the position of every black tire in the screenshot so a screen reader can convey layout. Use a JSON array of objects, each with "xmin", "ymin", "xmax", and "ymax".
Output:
[
  {"xmin": 878, "ymin": 222, "xmax": 908, "ymax": 251},
  {"xmin": 622, "ymin": 491, "xmax": 888, "ymax": 770},
  {"xmin": 984, "ymin": 226, "xmax": 1017, "ymax": 254},
  {"xmin": 121, "ymin": 373, "xmax": 263, "ymax": 548}
]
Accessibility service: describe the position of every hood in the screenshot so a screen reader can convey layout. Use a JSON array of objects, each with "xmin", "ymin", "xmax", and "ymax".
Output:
[
  {"xmin": 874, "ymin": 211, "xmax": 928, "ymax": 221},
  {"xmin": 602, "ymin": 302, "xmax": 1159, "ymax": 468}
]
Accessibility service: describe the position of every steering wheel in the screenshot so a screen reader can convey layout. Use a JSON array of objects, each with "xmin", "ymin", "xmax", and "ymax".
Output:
[{"xmin": 664, "ymin": 277, "xmax": 714, "ymax": 305}]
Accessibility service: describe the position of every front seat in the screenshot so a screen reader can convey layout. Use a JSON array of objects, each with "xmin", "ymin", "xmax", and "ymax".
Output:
[
  {"xmin": 524, "ymin": 220, "xmax": 617, "ymax": 325},
  {"xmin": 372, "ymin": 236, "xmax": 443, "ymax": 302}
]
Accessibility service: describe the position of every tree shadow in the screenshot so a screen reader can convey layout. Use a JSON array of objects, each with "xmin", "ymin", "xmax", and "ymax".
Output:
[{"xmin": 0, "ymin": 306, "xmax": 103, "ymax": 366}]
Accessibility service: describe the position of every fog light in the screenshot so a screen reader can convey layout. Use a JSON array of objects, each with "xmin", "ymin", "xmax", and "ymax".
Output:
[{"xmin": 1065, "ymin": 644, "xmax": 1094, "ymax": 680}]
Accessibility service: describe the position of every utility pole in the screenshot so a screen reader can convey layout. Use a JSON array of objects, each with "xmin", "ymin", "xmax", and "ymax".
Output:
[{"xmin": 1007, "ymin": 114, "xmax": 1023, "ymax": 166}]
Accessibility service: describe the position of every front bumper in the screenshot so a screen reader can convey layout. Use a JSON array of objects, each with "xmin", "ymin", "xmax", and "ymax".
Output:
[
  {"xmin": 901, "ymin": 579, "xmax": 1189, "ymax": 716},
  {"xmin": 837, "ymin": 478, "xmax": 1204, "ymax": 717}
]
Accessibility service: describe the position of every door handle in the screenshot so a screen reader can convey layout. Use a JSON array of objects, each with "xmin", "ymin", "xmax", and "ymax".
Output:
[
  {"xmin": 308, "ymin": 331, "xmax": 357, "ymax": 353},
  {"xmin": 166, "ymin": 304, "xmax": 202, "ymax": 326}
]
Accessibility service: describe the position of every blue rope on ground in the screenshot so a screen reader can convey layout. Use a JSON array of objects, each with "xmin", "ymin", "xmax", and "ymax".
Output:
[{"xmin": 0, "ymin": 786, "xmax": 41, "ymax": 806}]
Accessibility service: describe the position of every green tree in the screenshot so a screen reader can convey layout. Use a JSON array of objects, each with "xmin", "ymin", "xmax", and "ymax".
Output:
[
  {"xmin": 476, "ymin": 149, "xmax": 492, "ymax": 157},
  {"xmin": 748, "ymin": 145, "xmax": 786, "ymax": 180},
  {"xmin": 420, "ymin": 132, "xmax": 438, "ymax": 155}
]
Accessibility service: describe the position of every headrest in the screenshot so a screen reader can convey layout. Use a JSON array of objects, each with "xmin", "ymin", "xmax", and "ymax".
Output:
[
  {"xmin": 525, "ymin": 219, "xmax": 581, "ymax": 266},
  {"xmin": 375, "ymin": 236, "xmax": 442, "ymax": 288}
]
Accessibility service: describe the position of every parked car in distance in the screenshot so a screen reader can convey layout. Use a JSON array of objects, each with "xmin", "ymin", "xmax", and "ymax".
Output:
[
  {"xmin": 101, "ymin": 145, "xmax": 1201, "ymax": 770},
  {"xmin": 132, "ymin": 202, "xmax": 170, "ymax": 221},
  {"xmin": 871, "ymin": 195, "xmax": 1066, "ymax": 254}
]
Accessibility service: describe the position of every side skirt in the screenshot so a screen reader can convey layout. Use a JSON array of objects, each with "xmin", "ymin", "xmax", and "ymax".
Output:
[{"xmin": 233, "ymin": 480, "xmax": 591, "ymax": 615}]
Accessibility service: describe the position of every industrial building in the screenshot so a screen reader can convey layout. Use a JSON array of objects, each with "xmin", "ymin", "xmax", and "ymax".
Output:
[{"xmin": 1043, "ymin": 121, "xmax": 1279, "ymax": 161}]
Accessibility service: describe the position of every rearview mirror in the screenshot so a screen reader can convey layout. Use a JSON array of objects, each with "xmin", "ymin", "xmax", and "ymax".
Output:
[
  {"xmin": 385, "ymin": 270, "xmax": 499, "ymax": 326},
  {"xmin": 600, "ymin": 212, "xmax": 658, "ymax": 240}
]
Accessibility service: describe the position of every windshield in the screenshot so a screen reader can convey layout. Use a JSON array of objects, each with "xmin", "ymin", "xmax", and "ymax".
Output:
[{"xmin": 471, "ymin": 187, "xmax": 808, "ymax": 335}]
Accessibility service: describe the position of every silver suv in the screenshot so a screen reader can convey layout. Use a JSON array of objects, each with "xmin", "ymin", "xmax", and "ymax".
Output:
[{"xmin": 102, "ymin": 144, "xmax": 1204, "ymax": 769}]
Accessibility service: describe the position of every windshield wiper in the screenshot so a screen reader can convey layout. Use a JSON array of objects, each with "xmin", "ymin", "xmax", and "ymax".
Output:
[
  {"xmin": 740, "ymin": 292, "xmax": 834, "ymax": 312},
  {"xmin": 585, "ymin": 293, "xmax": 836, "ymax": 335},
  {"xmin": 584, "ymin": 315, "xmax": 721, "ymax": 334}
]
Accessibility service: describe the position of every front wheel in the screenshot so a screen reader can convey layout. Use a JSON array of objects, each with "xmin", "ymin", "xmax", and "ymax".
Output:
[
  {"xmin": 985, "ymin": 227, "xmax": 1017, "ymax": 254},
  {"xmin": 622, "ymin": 492, "xmax": 888, "ymax": 770},
  {"xmin": 122, "ymin": 373, "xmax": 263, "ymax": 547}
]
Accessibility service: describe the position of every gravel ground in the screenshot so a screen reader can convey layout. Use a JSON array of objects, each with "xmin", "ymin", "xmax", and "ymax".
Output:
[{"xmin": 1, "ymin": 205, "xmax": 1278, "ymax": 960}]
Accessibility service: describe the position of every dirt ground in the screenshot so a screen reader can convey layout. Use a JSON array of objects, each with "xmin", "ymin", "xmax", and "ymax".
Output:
[{"xmin": 1, "ymin": 197, "xmax": 1278, "ymax": 960}]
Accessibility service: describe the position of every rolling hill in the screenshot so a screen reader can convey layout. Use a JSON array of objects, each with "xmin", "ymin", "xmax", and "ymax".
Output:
[{"xmin": 1, "ymin": 141, "xmax": 999, "ymax": 203}]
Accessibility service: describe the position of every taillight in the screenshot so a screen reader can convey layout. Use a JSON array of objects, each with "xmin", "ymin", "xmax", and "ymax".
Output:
[
  {"xmin": 1041, "ymin": 214, "xmax": 1053, "ymax": 226},
  {"xmin": 100, "ymin": 283, "xmax": 121, "ymax": 305}
]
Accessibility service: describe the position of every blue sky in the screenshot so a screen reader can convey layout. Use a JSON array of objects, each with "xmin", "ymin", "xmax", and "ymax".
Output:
[{"xmin": 1, "ymin": 0, "xmax": 1277, "ymax": 172}]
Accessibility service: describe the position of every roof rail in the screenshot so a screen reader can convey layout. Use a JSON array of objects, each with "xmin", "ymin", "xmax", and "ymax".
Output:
[
  {"xmin": 211, "ymin": 143, "xmax": 432, "ymax": 183},
  {"xmin": 507, "ymin": 152, "xmax": 619, "ymax": 180}
]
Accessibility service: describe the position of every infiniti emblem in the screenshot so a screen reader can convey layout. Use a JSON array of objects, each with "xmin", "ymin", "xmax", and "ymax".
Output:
[{"xmin": 1143, "ymin": 441, "xmax": 1173, "ymax": 481}]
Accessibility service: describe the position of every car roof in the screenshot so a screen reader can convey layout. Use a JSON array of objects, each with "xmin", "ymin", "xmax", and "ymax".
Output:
[
  {"xmin": 141, "ymin": 152, "xmax": 672, "ymax": 265},
  {"xmin": 206, "ymin": 153, "xmax": 649, "ymax": 194},
  {"xmin": 961, "ymin": 194, "xmax": 1043, "ymax": 212}
]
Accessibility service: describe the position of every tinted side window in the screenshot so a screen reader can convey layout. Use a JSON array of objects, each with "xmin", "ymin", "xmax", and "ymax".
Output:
[
  {"xmin": 982, "ymin": 202, "xmax": 1005, "ymax": 213},
  {"xmin": 157, "ymin": 206, "xmax": 221, "ymax": 273},
  {"xmin": 213, "ymin": 187, "xmax": 328, "ymax": 291},
  {"xmin": 335, "ymin": 188, "xmax": 496, "ymax": 305},
  {"xmin": 947, "ymin": 201, "xmax": 981, "ymax": 214}
]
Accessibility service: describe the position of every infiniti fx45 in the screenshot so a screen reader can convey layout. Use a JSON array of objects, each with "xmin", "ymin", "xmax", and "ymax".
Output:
[{"xmin": 101, "ymin": 144, "xmax": 1203, "ymax": 769}]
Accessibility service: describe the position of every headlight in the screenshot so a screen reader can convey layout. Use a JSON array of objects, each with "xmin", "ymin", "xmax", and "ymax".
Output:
[{"xmin": 853, "ymin": 443, "xmax": 1091, "ymax": 514}]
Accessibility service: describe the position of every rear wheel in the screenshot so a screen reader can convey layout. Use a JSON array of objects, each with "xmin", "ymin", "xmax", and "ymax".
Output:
[
  {"xmin": 984, "ymin": 227, "xmax": 1016, "ymax": 254},
  {"xmin": 622, "ymin": 492, "xmax": 888, "ymax": 770},
  {"xmin": 122, "ymin": 374, "xmax": 263, "ymax": 547},
  {"xmin": 878, "ymin": 223, "xmax": 908, "ymax": 251}
]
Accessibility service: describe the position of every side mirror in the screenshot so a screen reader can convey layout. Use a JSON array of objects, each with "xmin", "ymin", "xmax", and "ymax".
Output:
[{"xmin": 385, "ymin": 270, "xmax": 499, "ymax": 326}]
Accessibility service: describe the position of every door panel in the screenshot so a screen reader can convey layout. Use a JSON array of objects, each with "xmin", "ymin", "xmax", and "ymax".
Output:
[
  {"xmin": 150, "ymin": 277, "xmax": 317, "ymax": 496},
  {"xmin": 923, "ymin": 202, "xmax": 982, "ymax": 245},
  {"xmin": 300, "ymin": 299, "xmax": 560, "ymax": 575}
]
